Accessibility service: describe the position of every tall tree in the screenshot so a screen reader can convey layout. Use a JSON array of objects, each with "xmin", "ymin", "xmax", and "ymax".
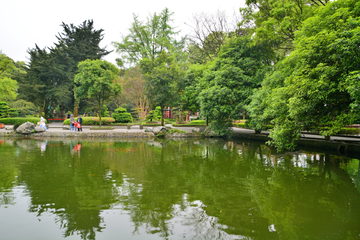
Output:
[
  {"xmin": 112, "ymin": 8, "xmax": 186, "ymax": 65},
  {"xmin": 197, "ymin": 35, "xmax": 273, "ymax": 135},
  {"xmin": 240, "ymin": 0, "xmax": 317, "ymax": 58},
  {"xmin": 54, "ymin": 20, "xmax": 112, "ymax": 116},
  {"xmin": 74, "ymin": 59, "xmax": 122, "ymax": 127},
  {"xmin": 140, "ymin": 51, "xmax": 185, "ymax": 126},
  {"xmin": 26, "ymin": 45, "xmax": 72, "ymax": 118},
  {"xmin": 248, "ymin": 0, "xmax": 360, "ymax": 150},
  {"xmin": 186, "ymin": 10, "xmax": 244, "ymax": 64},
  {"xmin": 122, "ymin": 66, "xmax": 149, "ymax": 119}
]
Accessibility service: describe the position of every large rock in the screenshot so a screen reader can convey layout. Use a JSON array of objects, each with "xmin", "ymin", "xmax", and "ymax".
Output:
[
  {"xmin": 144, "ymin": 127, "xmax": 153, "ymax": 132},
  {"xmin": 34, "ymin": 126, "xmax": 45, "ymax": 132},
  {"xmin": 16, "ymin": 122, "xmax": 36, "ymax": 134},
  {"xmin": 153, "ymin": 126, "xmax": 168, "ymax": 133},
  {"xmin": 203, "ymin": 126, "xmax": 221, "ymax": 137},
  {"xmin": 192, "ymin": 127, "xmax": 206, "ymax": 133}
]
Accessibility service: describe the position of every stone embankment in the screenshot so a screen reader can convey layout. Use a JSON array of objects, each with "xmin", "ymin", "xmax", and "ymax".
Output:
[{"xmin": 1, "ymin": 122, "xmax": 360, "ymax": 156}]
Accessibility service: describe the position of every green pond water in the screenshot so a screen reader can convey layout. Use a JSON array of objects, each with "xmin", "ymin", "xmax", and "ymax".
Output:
[{"xmin": 0, "ymin": 138, "xmax": 359, "ymax": 240}]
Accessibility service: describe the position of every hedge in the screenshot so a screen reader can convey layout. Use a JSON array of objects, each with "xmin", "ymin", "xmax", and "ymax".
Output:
[
  {"xmin": 63, "ymin": 117, "xmax": 115, "ymax": 125},
  {"xmin": 0, "ymin": 117, "xmax": 45, "ymax": 125},
  {"xmin": 172, "ymin": 120, "xmax": 206, "ymax": 127}
]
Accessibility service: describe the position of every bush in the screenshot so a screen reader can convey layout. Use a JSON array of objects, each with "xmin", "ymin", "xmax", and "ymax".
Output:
[
  {"xmin": 0, "ymin": 117, "xmax": 45, "ymax": 125},
  {"xmin": 9, "ymin": 108, "xmax": 18, "ymax": 118},
  {"xmin": 337, "ymin": 128, "xmax": 360, "ymax": 135},
  {"xmin": 63, "ymin": 117, "xmax": 115, "ymax": 125},
  {"xmin": 145, "ymin": 107, "xmax": 162, "ymax": 122},
  {"xmin": 188, "ymin": 120, "xmax": 206, "ymax": 125},
  {"xmin": 168, "ymin": 129, "xmax": 186, "ymax": 134},
  {"xmin": 112, "ymin": 107, "xmax": 133, "ymax": 123},
  {"xmin": 172, "ymin": 120, "xmax": 206, "ymax": 127}
]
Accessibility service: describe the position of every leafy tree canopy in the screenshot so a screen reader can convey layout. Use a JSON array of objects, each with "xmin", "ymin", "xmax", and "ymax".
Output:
[
  {"xmin": 74, "ymin": 59, "xmax": 121, "ymax": 127},
  {"xmin": 198, "ymin": 35, "xmax": 273, "ymax": 135},
  {"xmin": 141, "ymin": 51, "xmax": 185, "ymax": 125},
  {"xmin": 0, "ymin": 54, "xmax": 21, "ymax": 101},
  {"xmin": 113, "ymin": 8, "xmax": 186, "ymax": 65},
  {"xmin": 248, "ymin": 0, "xmax": 360, "ymax": 150},
  {"xmin": 240, "ymin": 0, "xmax": 317, "ymax": 58}
]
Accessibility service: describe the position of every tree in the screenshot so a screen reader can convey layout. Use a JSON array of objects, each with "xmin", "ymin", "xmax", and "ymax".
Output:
[
  {"xmin": 0, "ymin": 54, "xmax": 19, "ymax": 101},
  {"xmin": 54, "ymin": 20, "xmax": 112, "ymax": 116},
  {"xmin": 74, "ymin": 59, "xmax": 122, "ymax": 127},
  {"xmin": 248, "ymin": 0, "xmax": 360, "ymax": 150},
  {"xmin": 186, "ymin": 10, "xmax": 244, "ymax": 64},
  {"xmin": 198, "ymin": 35, "xmax": 273, "ymax": 135},
  {"xmin": 112, "ymin": 8, "xmax": 186, "ymax": 65},
  {"xmin": 239, "ymin": 0, "xmax": 317, "ymax": 58},
  {"xmin": 122, "ymin": 66, "xmax": 149, "ymax": 119},
  {"xmin": 140, "ymin": 51, "xmax": 185, "ymax": 126},
  {"xmin": 25, "ymin": 45, "xmax": 72, "ymax": 118}
]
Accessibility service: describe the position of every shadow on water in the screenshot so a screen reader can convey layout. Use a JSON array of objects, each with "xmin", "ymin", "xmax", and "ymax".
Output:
[{"xmin": 0, "ymin": 138, "xmax": 359, "ymax": 240}]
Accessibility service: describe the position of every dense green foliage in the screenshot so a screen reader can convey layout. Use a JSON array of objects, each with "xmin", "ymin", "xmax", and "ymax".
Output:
[
  {"xmin": 141, "ymin": 52, "xmax": 184, "ymax": 126},
  {"xmin": 74, "ymin": 59, "xmax": 121, "ymax": 127},
  {"xmin": 0, "ymin": 54, "xmax": 22, "ymax": 101},
  {"xmin": 63, "ymin": 117, "xmax": 115, "ymax": 125},
  {"xmin": 112, "ymin": 107, "xmax": 133, "ymax": 123},
  {"xmin": 0, "ymin": 117, "xmax": 44, "ymax": 125},
  {"xmin": 248, "ymin": 0, "xmax": 360, "ymax": 150},
  {"xmin": 112, "ymin": 8, "xmax": 186, "ymax": 65},
  {"xmin": 195, "ymin": 36, "xmax": 272, "ymax": 136}
]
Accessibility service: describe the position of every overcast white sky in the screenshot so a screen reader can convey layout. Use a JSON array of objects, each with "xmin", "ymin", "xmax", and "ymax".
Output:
[{"xmin": 0, "ymin": 0, "xmax": 245, "ymax": 65}]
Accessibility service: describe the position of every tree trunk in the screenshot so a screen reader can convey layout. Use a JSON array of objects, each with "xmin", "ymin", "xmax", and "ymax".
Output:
[
  {"xmin": 73, "ymin": 96, "xmax": 80, "ymax": 117},
  {"xmin": 161, "ymin": 106, "xmax": 164, "ymax": 126},
  {"xmin": 39, "ymin": 98, "xmax": 45, "ymax": 118},
  {"xmin": 243, "ymin": 110, "xmax": 246, "ymax": 120},
  {"xmin": 99, "ymin": 98, "xmax": 102, "ymax": 128}
]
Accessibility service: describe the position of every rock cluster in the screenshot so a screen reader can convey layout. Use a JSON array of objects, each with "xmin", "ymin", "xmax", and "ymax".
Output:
[{"xmin": 16, "ymin": 122, "xmax": 46, "ymax": 134}]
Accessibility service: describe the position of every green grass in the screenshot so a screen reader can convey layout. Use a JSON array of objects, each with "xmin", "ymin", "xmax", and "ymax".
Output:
[
  {"xmin": 89, "ymin": 126, "xmax": 114, "ymax": 130},
  {"xmin": 172, "ymin": 120, "xmax": 206, "ymax": 127},
  {"xmin": 168, "ymin": 129, "xmax": 187, "ymax": 134}
]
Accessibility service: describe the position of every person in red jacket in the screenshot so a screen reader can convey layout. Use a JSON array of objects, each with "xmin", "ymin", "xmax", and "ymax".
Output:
[{"xmin": 77, "ymin": 115, "xmax": 83, "ymax": 131}]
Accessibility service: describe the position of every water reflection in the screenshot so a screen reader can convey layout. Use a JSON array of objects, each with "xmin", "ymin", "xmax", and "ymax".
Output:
[{"xmin": 0, "ymin": 138, "xmax": 359, "ymax": 240}]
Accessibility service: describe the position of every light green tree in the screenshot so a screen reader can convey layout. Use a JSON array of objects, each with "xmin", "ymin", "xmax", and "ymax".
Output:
[
  {"xmin": 0, "ymin": 54, "xmax": 19, "ymax": 101},
  {"xmin": 197, "ymin": 35, "xmax": 273, "ymax": 135},
  {"xmin": 248, "ymin": 0, "xmax": 360, "ymax": 150},
  {"xmin": 74, "ymin": 59, "xmax": 122, "ymax": 127},
  {"xmin": 140, "ymin": 51, "xmax": 185, "ymax": 126},
  {"xmin": 112, "ymin": 8, "xmax": 186, "ymax": 66}
]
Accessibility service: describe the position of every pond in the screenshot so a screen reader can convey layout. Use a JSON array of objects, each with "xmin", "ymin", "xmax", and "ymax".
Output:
[{"xmin": 0, "ymin": 138, "xmax": 359, "ymax": 240}]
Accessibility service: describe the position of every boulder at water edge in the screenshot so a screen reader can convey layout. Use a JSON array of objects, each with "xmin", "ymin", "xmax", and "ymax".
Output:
[
  {"xmin": 203, "ymin": 126, "xmax": 220, "ymax": 137},
  {"xmin": 16, "ymin": 122, "xmax": 36, "ymax": 134},
  {"xmin": 34, "ymin": 126, "xmax": 45, "ymax": 132},
  {"xmin": 153, "ymin": 126, "xmax": 168, "ymax": 133}
]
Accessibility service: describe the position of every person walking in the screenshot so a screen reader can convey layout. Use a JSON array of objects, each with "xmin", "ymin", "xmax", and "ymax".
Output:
[
  {"xmin": 77, "ymin": 115, "xmax": 83, "ymax": 131},
  {"xmin": 70, "ymin": 114, "xmax": 76, "ymax": 131}
]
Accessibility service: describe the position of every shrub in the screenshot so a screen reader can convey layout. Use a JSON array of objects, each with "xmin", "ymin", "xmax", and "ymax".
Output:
[
  {"xmin": 168, "ymin": 129, "xmax": 186, "ymax": 134},
  {"xmin": 0, "ymin": 117, "xmax": 45, "ymax": 125},
  {"xmin": 145, "ymin": 106, "xmax": 162, "ymax": 122},
  {"xmin": 0, "ymin": 102, "xmax": 10, "ymax": 118},
  {"xmin": 63, "ymin": 117, "xmax": 115, "ymax": 125},
  {"xmin": 112, "ymin": 107, "xmax": 133, "ymax": 123},
  {"xmin": 8, "ymin": 108, "xmax": 18, "ymax": 118},
  {"xmin": 188, "ymin": 120, "xmax": 206, "ymax": 125},
  {"xmin": 337, "ymin": 128, "xmax": 360, "ymax": 135},
  {"xmin": 172, "ymin": 120, "xmax": 206, "ymax": 127}
]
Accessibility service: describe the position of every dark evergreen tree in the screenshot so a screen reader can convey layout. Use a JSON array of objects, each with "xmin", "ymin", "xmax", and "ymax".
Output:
[{"xmin": 53, "ymin": 20, "xmax": 112, "ymax": 116}]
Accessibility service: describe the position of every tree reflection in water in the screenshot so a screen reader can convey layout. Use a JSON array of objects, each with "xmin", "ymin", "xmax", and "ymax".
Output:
[{"xmin": 0, "ymin": 138, "xmax": 359, "ymax": 240}]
